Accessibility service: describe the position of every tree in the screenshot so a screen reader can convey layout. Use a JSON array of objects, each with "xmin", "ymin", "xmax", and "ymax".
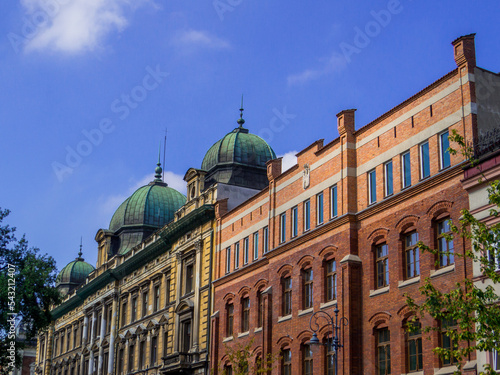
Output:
[
  {"xmin": 0, "ymin": 208, "xmax": 61, "ymax": 375},
  {"xmin": 406, "ymin": 130, "xmax": 500, "ymax": 375}
]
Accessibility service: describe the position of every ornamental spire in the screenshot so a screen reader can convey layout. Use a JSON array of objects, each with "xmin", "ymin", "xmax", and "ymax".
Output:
[
  {"xmin": 77, "ymin": 237, "xmax": 83, "ymax": 259},
  {"xmin": 237, "ymin": 94, "xmax": 245, "ymax": 127},
  {"xmin": 154, "ymin": 142, "xmax": 163, "ymax": 181}
]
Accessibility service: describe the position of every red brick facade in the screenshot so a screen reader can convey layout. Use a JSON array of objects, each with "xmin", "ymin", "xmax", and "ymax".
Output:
[{"xmin": 210, "ymin": 35, "xmax": 485, "ymax": 375}]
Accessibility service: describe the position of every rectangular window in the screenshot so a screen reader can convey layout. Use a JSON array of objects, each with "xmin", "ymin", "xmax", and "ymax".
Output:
[
  {"xmin": 402, "ymin": 151, "xmax": 411, "ymax": 188},
  {"xmin": 185, "ymin": 263, "xmax": 194, "ymax": 294},
  {"xmin": 326, "ymin": 337, "xmax": 335, "ymax": 375},
  {"xmin": 405, "ymin": 232, "xmax": 420, "ymax": 279},
  {"xmin": 154, "ymin": 285, "xmax": 160, "ymax": 312},
  {"xmin": 118, "ymin": 349, "xmax": 124, "ymax": 375},
  {"xmin": 225, "ymin": 247, "xmax": 231, "ymax": 274},
  {"xmin": 150, "ymin": 336, "xmax": 157, "ymax": 366},
  {"xmin": 142, "ymin": 292, "xmax": 148, "ymax": 318},
  {"xmin": 437, "ymin": 219, "xmax": 454, "ymax": 267},
  {"xmin": 257, "ymin": 291, "xmax": 264, "ymax": 328},
  {"xmin": 407, "ymin": 321, "xmax": 423, "ymax": 372},
  {"xmin": 317, "ymin": 192, "xmax": 324, "ymax": 225},
  {"xmin": 165, "ymin": 277, "xmax": 171, "ymax": 305},
  {"xmin": 128, "ymin": 345, "xmax": 135, "ymax": 371},
  {"xmin": 385, "ymin": 161, "xmax": 393, "ymax": 197},
  {"xmin": 304, "ymin": 200, "xmax": 311, "ymax": 231},
  {"xmin": 282, "ymin": 276, "xmax": 292, "ymax": 316},
  {"xmin": 330, "ymin": 185, "xmax": 338, "ymax": 218},
  {"xmin": 263, "ymin": 226, "xmax": 269, "ymax": 253},
  {"xmin": 253, "ymin": 232, "xmax": 259, "ymax": 260},
  {"xmin": 242, "ymin": 297, "xmax": 250, "ymax": 332},
  {"xmin": 282, "ymin": 349, "xmax": 291, "ymax": 375},
  {"xmin": 326, "ymin": 259, "xmax": 337, "ymax": 302},
  {"xmin": 440, "ymin": 130, "xmax": 451, "ymax": 169},
  {"xmin": 243, "ymin": 237, "xmax": 249, "ymax": 265},
  {"xmin": 441, "ymin": 319, "xmax": 458, "ymax": 366},
  {"xmin": 181, "ymin": 320, "xmax": 192, "ymax": 353},
  {"xmin": 369, "ymin": 170, "xmax": 377, "ymax": 204},
  {"xmin": 280, "ymin": 213, "xmax": 286, "ymax": 243},
  {"xmin": 303, "ymin": 344, "xmax": 313, "ymax": 375},
  {"xmin": 131, "ymin": 297, "xmax": 137, "ymax": 322},
  {"xmin": 420, "ymin": 142, "xmax": 430, "ymax": 179},
  {"xmin": 376, "ymin": 244, "xmax": 389, "ymax": 288},
  {"xmin": 487, "ymin": 231, "xmax": 500, "ymax": 271},
  {"xmin": 226, "ymin": 304, "xmax": 234, "ymax": 337},
  {"xmin": 493, "ymin": 347, "xmax": 500, "ymax": 370},
  {"xmin": 377, "ymin": 328, "xmax": 391, "ymax": 375},
  {"xmin": 303, "ymin": 268, "xmax": 313, "ymax": 309},
  {"xmin": 234, "ymin": 242, "xmax": 240, "ymax": 269},
  {"xmin": 291, "ymin": 206, "xmax": 298, "ymax": 237}
]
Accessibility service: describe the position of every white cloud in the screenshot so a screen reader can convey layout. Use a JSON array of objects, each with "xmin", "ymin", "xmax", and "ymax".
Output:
[
  {"xmin": 279, "ymin": 151, "xmax": 298, "ymax": 172},
  {"xmin": 172, "ymin": 29, "xmax": 230, "ymax": 49},
  {"xmin": 20, "ymin": 0, "xmax": 152, "ymax": 53},
  {"xmin": 287, "ymin": 52, "xmax": 347, "ymax": 86}
]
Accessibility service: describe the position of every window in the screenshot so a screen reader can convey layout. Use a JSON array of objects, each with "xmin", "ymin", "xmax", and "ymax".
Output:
[
  {"xmin": 402, "ymin": 151, "xmax": 411, "ymax": 188},
  {"xmin": 234, "ymin": 242, "xmax": 240, "ymax": 269},
  {"xmin": 330, "ymin": 185, "xmax": 338, "ymax": 218},
  {"xmin": 226, "ymin": 303, "xmax": 234, "ymax": 337},
  {"xmin": 282, "ymin": 349, "xmax": 291, "ymax": 375},
  {"xmin": 242, "ymin": 297, "xmax": 250, "ymax": 332},
  {"xmin": 181, "ymin": 320, "xmax": 192, "ymax": 353},
  {"xmin": 407, "ymin": 320, "xmax": 423, "ymax": 372},
  {"xmin": 61, "ymin": 334, "xmax": 64, "ymax": 354},
  {"xmin": 103, "ymin": 353, "xmax": 109, "ymax": 375},
  {"xmin": 163, "ymin": 330, "xmax": 168, "ymax": 356},
  {"xmin": 131, "ymin": 297, "xmax": 137, "ymax": 322},
  {"xmin": 304, "ymin": 200, "xmax": 311, "ymax": 231},
  {"xmin": 405, "ymin": 232, "xmax": 420, "ymax": 279},
  {"xmin": 118, "ymin": 349, "xmax": 124, "ymax": 375},
  {"xmin": 376, "ymin": 244, "xmax": 389, "ymax": 288},
  {"xmin": 420, "ymin": 141, "xmax": 430, "ymax": 179},
  {"xmin": 128, "ymin": 345, "xmax": 135, "ymax": 371},
  {"xmin": 150, "ymin": 335, "xmax": 157, "ymax": 366},
  {"xmin": 165, "ymin": 276, "xmax": 171, "ymax": 305},
  {"xmin": 253, "ymin": 232, "xmax": 259, "ymax": 260},
  {"xmin": 97, "ymin": 312, "xmax": 102, "ymax": 337},
  {"xmin": 139, "ymin": 340, "xmax": 146, "ymax": 369},
  {"xmin": 243, "ymin": 237, "xmax": 249, "ymax": 265},
  {"xmin": 120, "ymin": 303, "xmax": 127, "ymax": 328},
  {"xmin": 185, "ymin": 262, "xmax": 194, "ymax": 294},
  {"xmin": 292, "ymin": 206, "xmax": 298, "ymax": 237},
  {"xmin": 142, "ymin": 291, "xmax": 148, "ymax": 318},
  {"xmin": 440, "ymin": 130, "xmax": 451, "ymax": 169},
  {"xmin": 441, "ymin": 318, "xmax": 458, "ymax": 366},
  {"xmin": 224, "ymin": 365, "xmax": 233, "ymax": 375},
  {"xmin": 303, "ymin": 344, "xmax": 313, "ymax": 375},
  {"xmin": 437, "ymin": 219, "xmax": 454, "ymax": 267},
  {"xmin": 326, "ymin": 337, "xmax": 335, "ymax": 375},
  {"xmin": 67, "ymin": 330, "xmax": 70, "ymax": 351},
  {"xmin": 377, "ymin": 328, "xmax": 391, "ymax": 375},
  {"xmin": 493, "ymin": 346, "xmax": 500, "ymax": 371},
  {"xmin": 385, "ymin": 161, "xmax": 393, "ymax": 197},
  {"xmin": 326, "ymin": 259, "xmax": 337, "ymax": 302},
  {"xmin": 368, "ymin": 170, "xmax": 377, "ymax": 204},
  {"xmin": 106, "ymin": 306, "xmax": 112, "ymax": 334},
  {"xmin": 282, "ymin": 276, "xmax": 292, "ymax": 316},
  {"xmin": 225, "ymin": 247, "xmax": 231, "ymax": 274},
  {"xmin": 303, "ymin": 268, "xmax": 313, "ymax": 309},
  {"xmin": 154, "ymin": 285, "xmax": 160, "ymax": 312},
  {"xmin": 487, "ymin": 231, "xmax": 500, "ymax": 271},
  {"xmin": 263, "ymin": 226, "xmax": 269, "ymax": 254},
  {"xmin": 317, "ymin": 192, "xmax": 324, "ymax": 225},
  {"xmin": 257, "ymin": 291, "xmax": 264, "ymax": 328},
  {"xmin": 280, "ymin": 213, "xmax": 286, "ymax": 243}
]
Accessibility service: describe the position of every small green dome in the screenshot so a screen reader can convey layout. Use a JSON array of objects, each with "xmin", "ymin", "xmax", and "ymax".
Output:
[{"xmin": 56, "ymin": 255, "xmax": 94, "ymax": 296}]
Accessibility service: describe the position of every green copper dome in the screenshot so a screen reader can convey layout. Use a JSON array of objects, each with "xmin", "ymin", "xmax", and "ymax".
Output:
[{"xmin": 56, "ymin": 252, "xmax": 95, "ymax": 296}]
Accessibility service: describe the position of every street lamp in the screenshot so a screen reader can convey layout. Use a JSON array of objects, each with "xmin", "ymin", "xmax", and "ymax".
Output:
[{"xmin": 308, "ymin": 307, "xmax": 348, "ymax": 375}]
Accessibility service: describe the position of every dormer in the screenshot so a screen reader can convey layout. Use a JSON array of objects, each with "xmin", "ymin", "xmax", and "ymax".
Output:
[{"xmin": 184, "ymin": 168, "xmax": 207, "ymax": 202}]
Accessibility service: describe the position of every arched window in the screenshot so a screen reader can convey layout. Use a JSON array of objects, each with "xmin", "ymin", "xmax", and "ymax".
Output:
[{"xmin": 226, "ymin": 302, "xmax": 234, "ymax": 337}]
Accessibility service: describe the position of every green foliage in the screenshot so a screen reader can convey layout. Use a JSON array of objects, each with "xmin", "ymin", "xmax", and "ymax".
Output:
[
  {"xmin": 406, "ymin": 130, "xmax": 500, "ymax": 375},
  {"xmin": 0, "ymin": 208, "xmax": 61, "ymax": 375}
]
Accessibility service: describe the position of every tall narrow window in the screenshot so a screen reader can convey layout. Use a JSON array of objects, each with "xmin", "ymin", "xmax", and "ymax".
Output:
[
  {"xmin": 440, "ymin": 130, "xmax": 451, "ymax": 169},
  {"xmin": 402, "ymin": 151, "xmax": 411, "ymax": 188},
  {"xmin": 131, "ymin": 297, "xmax": 137, "ymax": 322},
  {"xmin": 407, "ymin": 320, "xmax": 423, "ymax": 372},
  {"xmin": 263, "ymin": 226, "xmax": 269, "ymax": 254},
  {"xmin": 326, "ymin": 337, "xmax": 335, "ymax": 375},
  {"xmin": 243, "ymin": 237, "xmax": 249, "ymax": 265},
  {"xmin": 181, "ymin": 320, "xmax": 191, "ymax": 353},
  {"xmin": 118, "ymin": 349, "xmax": 124, "ymax": 375},
  {"xmin": 303, "ymin": 268, "xmax": 313, "ymax": 309},
  {"xmin": 377, "ymin": 328, "xmax": 391, "ymax": 375},
  {"xmin": 493, "ymin": 346, "xmax": 500, "ymax": 371},
  {"xmin": 60, "ymin": 334, "xmax": 64, "ymax": 354},
  {"xmin": 282, "ymin": 276, "xmax": 292, "ymax": 316},
  {"xmin": 150, "ymin": 335, "xmax": 157, "ymax": 366},
  {"xmin": 139, "ymin": 341, "xmax": 145, "ymax": 369},
  {"xmin": 142, "ymin": 292, "xmax": 148, "ymax": 318},
  {"xmin": 234, "ymin": 242, "xmax": 240, "ymax": 269},
  {"xmin": 487, "ymin": 231, "xmax": 500, "ymax": 271},
  {"xmin": 253, "ymin": 232, "xmax": 259, "ymax": 260},
  {"xmin": 128, "ymin": 345, "xmax": 135, "ymax": 371},
  {"xmin": 317, "ymin": 192, "xmax": 324, "ymax": 225},
  {"xmin": 326, "ymin": 259, "xmax": 337, "ymax": 302},
  {"xmin": 282, "ymin": 349, "xmax": 291, "ymax": 375},
  {"xmin": 185, "ymin": 263, "xmax": 194, "ymax": 294},
  {"xmin": 405, "ymin": 232, "xmax": 420, "ymax": 279},
  {"xmin": 385, "ymin": 161, "xmax": 393, "ymax": 197},
  {"xmin": 437, "ymin": 219, "xmax": 454, "ymax": 267},
  {"xmin": 280, "ymin": 213, "xmax": 286, "ymax": 243},
  {"xmin": 226, "ymin": 304, "xmax": 234, "ymax": 337},
  {"xmin": 154, "ymin": 285, "xmax": 160, "ymax": 312},
  {"xmin": 304, "ymin": 200, "xmax": 311, "ymax": 231},
  {"xmin": 441, "ymin": 318, "xmax": 458, "ymax": 366},
  {"xmin": 303, "ymin": 344, "xmax": 313, "ymax": 375},
  {"xmin": 257, "ymin": 291, "xmax": 264, "ymax": 328},
  {"xmin": 73, "ymin": 327, "xmax": 78, "ymax": 348},
  {"xmin": 291, "ymin": 206, "xmax": 298, "ymax": 237},
  {"xmin": 376, "ymin": 244, "xmax": 389, "ymax": 288},
  {"xmin": 165, "ymin": 277, "xmax": 171, "ymax": 305},
  {"xmin": 330, "ymin": 185, "xmax": 338, "ymax": 218},
  {"xmin": 420, "ymin": 141, "xmax": 430, "ymax": 179},
  {"xmin": 225, "ymin": 247, "xmax": 231, "ymax": 274},
  {"xmin": 242, "ymin": 297, "xmax": 250, "ymax": 332},
  {"xmin": 369, "ymin": 170, "xmax": 377, "ymax": 204}
]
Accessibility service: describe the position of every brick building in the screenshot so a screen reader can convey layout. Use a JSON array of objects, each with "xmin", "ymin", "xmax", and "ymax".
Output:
[{"xmin": 210, "ymin": 34, "xmax": 499, "ymax": 375}]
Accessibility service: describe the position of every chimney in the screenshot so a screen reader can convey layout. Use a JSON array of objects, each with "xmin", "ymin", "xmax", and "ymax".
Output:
[
  {"xmin": 337, "ymin": 109, "xmax": 356, "ymax": 136},
  {"xmin": 452, "ymin": 33, "xmax": 476, "ymax": 68},
  {"xmin": 266, "ymin": 158, "xmax": 282, "ymax": 181}
]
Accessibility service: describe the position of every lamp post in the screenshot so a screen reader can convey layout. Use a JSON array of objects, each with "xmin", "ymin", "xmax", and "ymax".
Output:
[{"xmin": 308, "ymin": 307, "xmax": 348, "ymax": 375}]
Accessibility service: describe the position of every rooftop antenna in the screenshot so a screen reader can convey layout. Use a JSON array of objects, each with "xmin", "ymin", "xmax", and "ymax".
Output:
[
  {"xmin": 237, "ymin": 94, "xmax": 245, "ymax": 127},
  {"xmin": 154, "ymin": 142, "xmax": 163, "ymax": 182},
  {"xmin": 163, "ymin": 128, "xmax": 167, "ymax": 181},
  {"xmin": 78, "ymin": 236, "xmax": 83, "ymax": 259}
]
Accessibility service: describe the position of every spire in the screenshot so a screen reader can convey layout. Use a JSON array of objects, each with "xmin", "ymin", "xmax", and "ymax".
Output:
[
  {"xmin": 154, "ymin": 143, "xmax": 163, "ymax": 181},
  {"xmin": 237, "ymin": 94, "xmax": 245, "ymax": 127},
  {"xmin": 77, "ymin": 237, "xmax": 83, "ymax": 259}
]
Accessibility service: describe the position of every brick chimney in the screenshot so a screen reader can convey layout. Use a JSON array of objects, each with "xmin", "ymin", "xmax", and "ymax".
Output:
[
  {"xmin": 452, "ymin": 33, "xmax": 476, "ymax": 68},
  {"xmin": 266, "ymin": 158, "xmax": 282, "ymax": 181},
  {"xmin": 337, "ymin": 109, "xmax": 356, "ymax": 136}
]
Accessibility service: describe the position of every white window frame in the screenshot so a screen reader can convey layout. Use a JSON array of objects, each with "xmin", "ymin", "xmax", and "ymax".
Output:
[
  {"xmin": 317, "ymin": 192, "xmax": 324, "ymax": 225},
  {"xmin": 291, "ymin": 206, "xmax": 298, "ymax": 237},
  {"xmin": 234, "ymin": 242, "xmax": 240, "ymax": 269},
  {"xmin": 486, "ymin": 231, "xmax": 500, "ymax": 271},
  {"xmin": 280, "ymin": 213, "xmax": 286, "ymax": 243},
  {"xmin": 420, "ymin": 141, "xmax": 430, "ymax": 179},
  {"xmin": 253, "ymin": 232, "xmax": 259, "ymax": 260},
  {"xmin": 402, "ymin": 151, "xmax": 412, "ymax": 188},
  {"xmin": 304, "ymin": 200, "xmax": 311, "ymax": 231},
  {"xmin": 330, "ymin": 185, "xmax": 338, "ymax": 218},
  {"xmin": 384, "ymin": 161, "xmax": 393, "ymax": 197},
  {"xmin": 225, "ymin": 247, "xmax": 231, "ymax": 274},
  {"xmin": 243, "ymin": 237, "xmax": 249, "ymax": 265},
  {"xmin": 439, "ymin": 130, "xmax": 451, "ymax": 169},
  {"xmin": 263, "ymin": 226, "xmax": 269, "ymax": 253},
  {"xmin": 368, "ymin": 169, "xmax": 377, "ymax": 204}
]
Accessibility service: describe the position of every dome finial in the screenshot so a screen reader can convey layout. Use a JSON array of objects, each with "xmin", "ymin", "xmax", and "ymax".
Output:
[
  {"xmin": 155, "ymin": 142, "xmax": 163, "ymax": 182},
  {"xmin": 78, "ymin": 237, "xmax": 83, "ymax": 259},
  {"xmin": 237, "ymin": 94, "xmax": 245, "ymax": 127}
]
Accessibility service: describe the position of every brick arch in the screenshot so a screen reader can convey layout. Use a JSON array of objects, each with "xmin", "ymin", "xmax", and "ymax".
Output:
[
  {"xmin": 427, "ymin": 200, "xmax": 453, "ymax": 219},
  {"xmin": 297, "ymin": 330, "xmax": 313, "ymax": 343},
  {"xmin": 223, "ymin": 292, "xmax": 236, "ymax": 304},
  {"xmin": 367, "ymin": 228, "xmax": 390, "ymax": 244},
  {"xmin": 368, "ymin": 311, "xmax": 392, "ymax": 327},
  {"xmin": 251, "ymin": 345, "xmax": 263, "ymax": 357},
  {"xmin": 254, "ymin": 279, "xmax": 268, "ymax": 290},
  {"xmin": 276, "ymin": 335, "xmax": 293, "ymax": 348},
  {"xmin": 277, "ymin": 264, "xmax": 293, "ymax": 278},
  {"xmin": 319, "ymin": 245, "xmax": 338, "ymax": 259},
  {"xmin": 297, "ymin": 255, "xmax": 314, "ymax": 269},
  {"xmin": 395, "ymin": 215, "xmax": 420, "ymax": 233},
  {"xmin": 397, "ymin": 305, "xmax": 414, "ymax": 321},
  {"xmin": 238, "ymin": 286, "xmax": 251, "ymax": 298},
  {"xmin": 319, "ymin": 325, "xmax": 333, "ymax": 338}
]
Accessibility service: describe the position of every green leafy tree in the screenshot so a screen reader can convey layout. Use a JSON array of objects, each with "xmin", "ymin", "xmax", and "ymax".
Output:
[
  {"xmin": 0, "ymin": 208, "xmax": 61, "ymax": 375},
  {"xmin": 406, "ymin": 130, "xmax": 500, "ymax": 374}
]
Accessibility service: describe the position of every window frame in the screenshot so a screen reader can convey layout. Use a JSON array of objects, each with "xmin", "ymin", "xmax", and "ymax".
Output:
[
  {"xmin": 282, "ymin": 348, "xmax": 291, "ymax": 375},
  {"xmin": 243, "ymin": 237, "xmax": 249, "ymax": 265},
  {"xmin": 302, "ymin": 268, "xmax": 313, "ymax": 309},
  {"xmin": 153, "ymin": 284, "xmax": 160, "ymax": 313},
  {"xmin": 406, "ymin": 320, "xmax": 423, "ymax": 373},
  {"xmin": 420, "ymin": 141, "xmax": 430, "ymax": 179},
  {"xmin": 183, "ymin": 259, "xmax": 195, "ymax": 295},
  {"xmin": 402, "ymin": 151, "xmax": 412, "ymax": 189},
  {"xmin": 234, "ymin": 242, "xmax": 240, "ymax": 269},
  {"xmin": 225, "ymin": 246, "xmax": 231, "ymax": 274},
  {"xmin": 257, "ymin": 290, "xmax": 264, "ymax": 328},
  {"xmin": 263, "ymin": 226, "xmax": 269, "ymax": 254},
  {"xmin": 368, "ymin": 169, "xmax": 377, "ymax": 204},
  {"xmin": 440, "ymin": 318, "xmax": 458, "ymax": 366},
  {"xmin": 404, "ymin": 231, "xmax": 420, "ymax": 279},
  {"xmin": 330, "ymin": 185, "xmax": 338, "ymax": 218},
  {"xmin": 440, "ymin": 130, "xmax": 451, "ymax": 170},
  {"xmin": 384, "ymin": 161, "xmax": 393, "ymax": 197},
  {"xmin": 282, "ymin": 276, "xmax": 292, "ymax": 316},
  {"xmin": 131, "ymin": 297, "xmax": 137, "ymax": 322},
  {"xmin": 437, "ymin": 219, "xmax": 454, "ymax": 268},
  {"xmin": 326, "ymin": 259, "xmax": 337, "ymax": 302},
  {"xmin": 317, "ymin": 192, "xmax": 324, "ymax": 225},
  {"xmin": 142, "ymin": 291, "xmax": 148, "ymax": 318},
  {"xmin": 291, "ymin": 206, "xmax": 299, "ymax": 237},
  {"xmin": 376, "ymin": 244, "xmax": 389, "ymax": 289},
  {"xmin": 376, "ymin": 327, "xmax": 391, "ymax": 375},
  {"xmin": 304, "ymin": 200, "xmax": 311, "ymax": 231},
  {"xmin": 241, "ymin": 296, "xmax": 250, "ymax": 332},
  {"xmin": 253, "ymin": 232, "xmax": 259, "ymax": 260},
  {"xmin": 303, "ymin": 344, "xmax": 313, "ymax": 375},
  {"xmin": 150, "ymin": 335, "xmax": 158, "ymax": 366},
  {"xmin": 226, "ymin": 303, "xmax": 234, "ymax": 337},
  {"xmin": 280, "ymin": 213, "xmax": 287, "ymax": 243}
]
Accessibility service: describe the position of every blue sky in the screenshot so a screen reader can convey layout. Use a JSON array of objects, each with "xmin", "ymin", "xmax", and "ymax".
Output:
[{"xmin": 0, "ymin": 0, "xmax": 499, "ymax": 271}]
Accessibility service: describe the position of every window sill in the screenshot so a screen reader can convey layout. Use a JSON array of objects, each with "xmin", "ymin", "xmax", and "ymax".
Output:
[
  {"xmin": 238, "ymin": 331, "xmax": 249, "ymax": 338},
  {"xmin": 369, "ymin": 286, "xmax": 389, "ymax": 297},
  {"xmin": 430, "ymin": 264, "xmax": 455, "ymax": 279},
  {"xmin": 298, "ymin": 308, "xmax": 313, "ymax": 317},
  {"xmin": 222, "ymin": 336, "xmax": 233, "ymax": 343},
  {"xmin": 320, "ymin": 300, "xmax": 337, "ymax": 310},
  {"xmin": 398, "ymin": 276, "xmax": 420, "ymax": 288},
  {"xmin": 401, "ymin": 371, "xmax": 423, "ymax": 375},
  {"xmin": 433, "ymin": 365, "xmax": 458, "ymax": 375},
  {"xmin": 277, "ymin": 314, "xmax": 292, "ymax": 323},
  {"xmin": 254, "ymin": 327, "xmax": 262, "ymax": 333}
]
